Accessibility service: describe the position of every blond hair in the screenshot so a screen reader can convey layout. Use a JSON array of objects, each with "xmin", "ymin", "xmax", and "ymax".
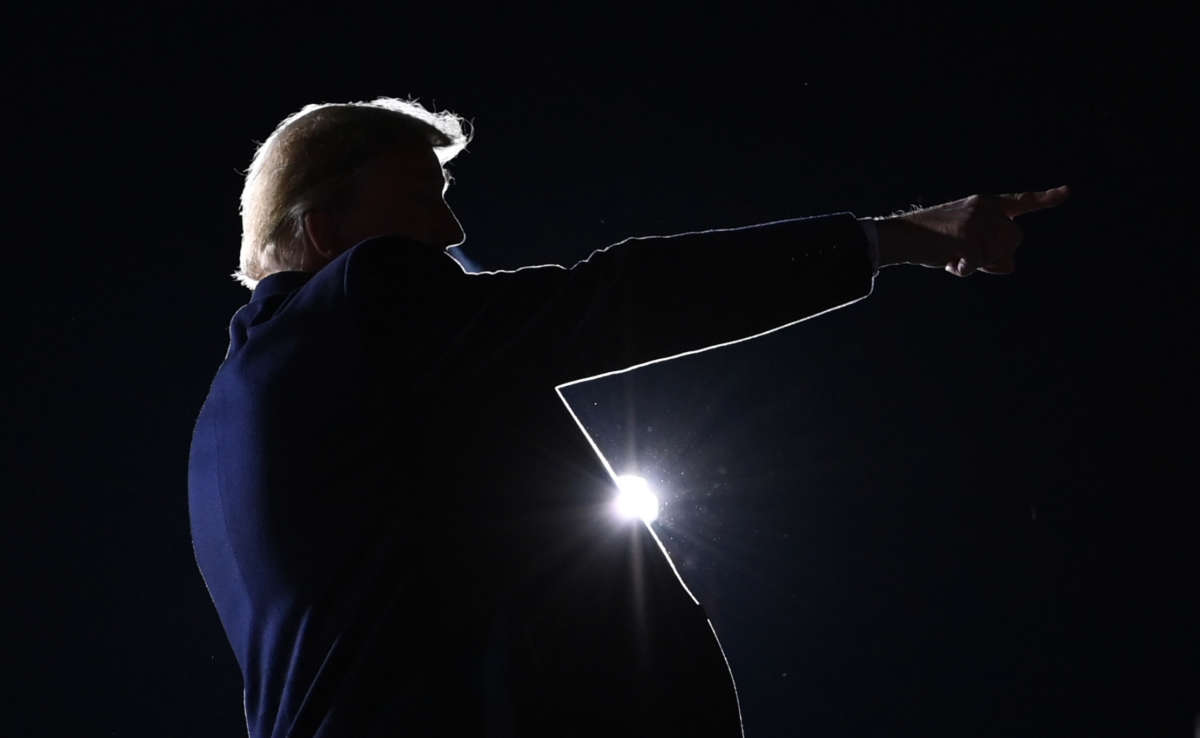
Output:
[{"xmin": 234, "ymin": 97, "xmax": 472, "ymax": 290}]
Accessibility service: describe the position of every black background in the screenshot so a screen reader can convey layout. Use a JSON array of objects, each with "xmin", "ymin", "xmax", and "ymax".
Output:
[{"xmin": 7, "ymin": 3, "xmax": 1194, "ymax": 736}]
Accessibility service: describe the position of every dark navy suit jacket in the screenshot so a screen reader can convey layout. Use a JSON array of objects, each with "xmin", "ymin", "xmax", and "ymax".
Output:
[{"xmin": 188, "ymin": 213, "xmax": 875, "ymax": 737}]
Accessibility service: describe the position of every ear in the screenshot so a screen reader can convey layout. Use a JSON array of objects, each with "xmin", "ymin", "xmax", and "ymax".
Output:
[{"xmin": 302, "ymin": 209, "xmax": 342, "ymax": 264}]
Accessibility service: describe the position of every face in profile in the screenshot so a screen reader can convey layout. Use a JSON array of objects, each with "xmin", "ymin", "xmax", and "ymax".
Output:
[{"xmin": 306, "ymin": 141, "xmax": 466, "ymax": 264}]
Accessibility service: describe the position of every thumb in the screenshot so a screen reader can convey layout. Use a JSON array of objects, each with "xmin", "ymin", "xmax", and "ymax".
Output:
[{"xmin": 980, "ymin": 256, "xmax": 1015, "ymax": 275}]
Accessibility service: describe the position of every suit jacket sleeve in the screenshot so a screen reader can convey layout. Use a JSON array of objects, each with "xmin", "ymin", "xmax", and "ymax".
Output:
[{"xmin": 343, "ymin": 212, "xmax": 876, "ymax": 385}]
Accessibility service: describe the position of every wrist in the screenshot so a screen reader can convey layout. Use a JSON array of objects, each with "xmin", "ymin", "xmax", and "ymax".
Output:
[{"xmin": 872, "ymin": 216, "xmax": 914, "ymax": 268}]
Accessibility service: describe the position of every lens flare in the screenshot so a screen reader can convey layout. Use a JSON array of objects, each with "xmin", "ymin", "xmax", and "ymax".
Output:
[{"xmin": 613, "ymin": 474, "xmax": 659, "ymax": 524}]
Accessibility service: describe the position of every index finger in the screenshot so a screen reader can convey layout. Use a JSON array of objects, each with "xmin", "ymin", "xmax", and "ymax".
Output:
[{"xmin": 993, "ymin": 185, "xmax": 1071, "ymax": 218}]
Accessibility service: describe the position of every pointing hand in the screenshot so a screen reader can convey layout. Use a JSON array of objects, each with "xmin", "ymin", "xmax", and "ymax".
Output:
[{"xmin": 874, "ymin": 186, "xmax": 1070, "ymax": 276}]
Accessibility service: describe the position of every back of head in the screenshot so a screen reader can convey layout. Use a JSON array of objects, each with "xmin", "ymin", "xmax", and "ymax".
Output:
[{"xmin": 234, "ymin": 97, "xmax": 472, "ymax": 290}]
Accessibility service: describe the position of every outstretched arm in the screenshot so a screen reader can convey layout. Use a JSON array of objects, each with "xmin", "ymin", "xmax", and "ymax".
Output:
[
  {"xmin": 346, "ymin": 186, "xmax": 1069, "ymax": 384},
  {"xmin": 348, "ymin": 212, "xmax": 876, "ymax": 384}
]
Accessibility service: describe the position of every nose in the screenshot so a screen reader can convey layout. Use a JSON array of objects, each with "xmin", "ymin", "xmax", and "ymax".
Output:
[{"xmin": 440, "ymin": 203, "xmax": 466, "ymax": 248}]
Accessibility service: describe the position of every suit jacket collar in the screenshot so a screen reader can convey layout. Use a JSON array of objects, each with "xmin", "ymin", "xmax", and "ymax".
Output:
[{"xmin": 251, "ymin": 271, "xmax": 312, "ymax": 303}]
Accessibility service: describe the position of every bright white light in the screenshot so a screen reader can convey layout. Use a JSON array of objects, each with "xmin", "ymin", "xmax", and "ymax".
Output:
[{"xmin": 613, "ymin": 474, "xmax": 659, "ymax": 524}]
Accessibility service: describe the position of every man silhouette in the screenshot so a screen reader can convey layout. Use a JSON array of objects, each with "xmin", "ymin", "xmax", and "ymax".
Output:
[{"xmin": 187, "ymin": 97, "xmax": 1068, "ymax": 737}]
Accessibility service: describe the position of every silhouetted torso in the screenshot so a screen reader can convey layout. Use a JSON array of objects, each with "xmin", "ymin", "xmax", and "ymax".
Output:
[{"xmin": 188, "ymin": 215, "xmax": 874, "ymax": 737}]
